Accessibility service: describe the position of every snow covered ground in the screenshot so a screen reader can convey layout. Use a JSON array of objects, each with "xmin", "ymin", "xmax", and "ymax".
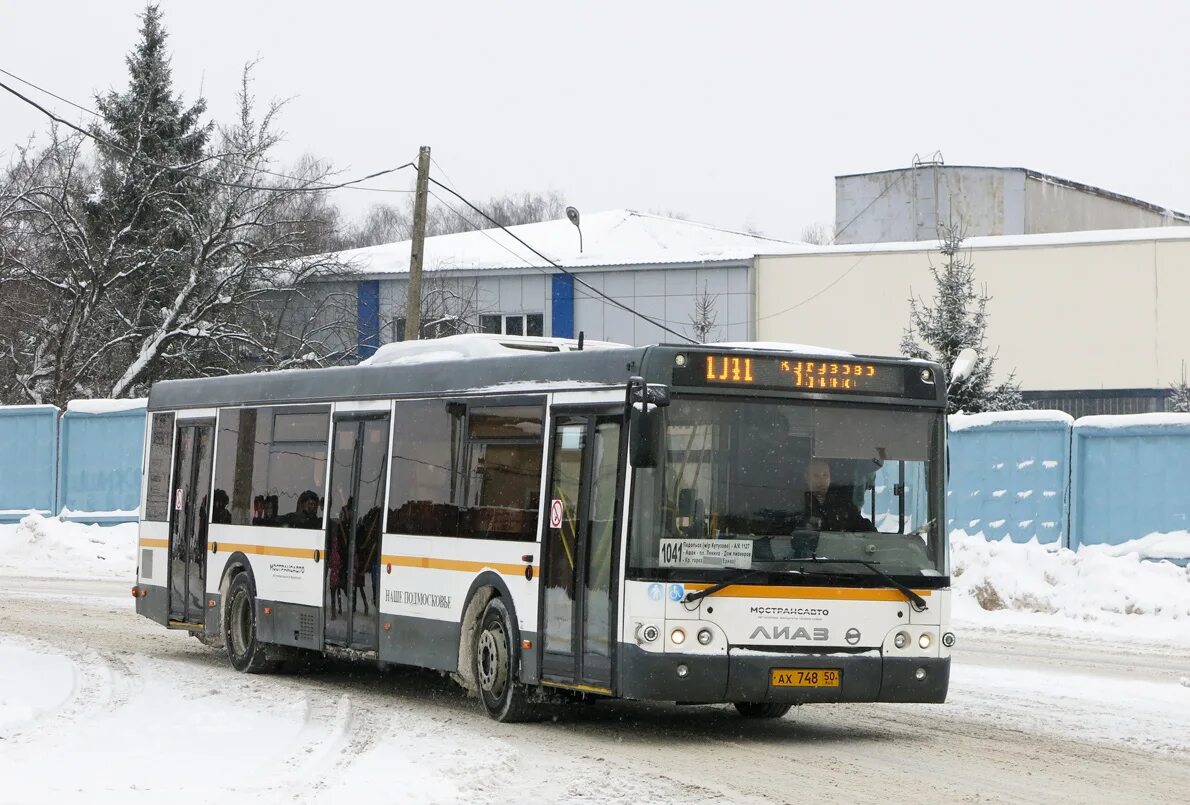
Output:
[{"xmin": 1, "ymin": 515, "xmax": 1188, "ymax": 803}]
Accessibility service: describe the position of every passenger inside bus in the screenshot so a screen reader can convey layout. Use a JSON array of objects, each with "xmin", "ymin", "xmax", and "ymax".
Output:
[{"xmin": 282, "ymin": 490, "xmax": 322, "ymax": 529}]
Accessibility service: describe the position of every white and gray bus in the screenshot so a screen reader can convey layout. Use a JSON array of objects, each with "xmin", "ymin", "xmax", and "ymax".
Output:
[{"xmin": 133, "ymin": 335, "xmax": 953, "ymax": 721}]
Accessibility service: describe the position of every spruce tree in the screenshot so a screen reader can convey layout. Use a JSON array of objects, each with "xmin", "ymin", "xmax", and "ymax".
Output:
[
  {"xmin": 87, "ymin": 3, "xmax": 213, "ymax": 386},
  {"xmin": 901, "ymin": 224, "xmax": 1024, "ymax": 414},
  {"xmin": 1169, "ymin": 365, "xmax": 1190, "ymax": 412}
]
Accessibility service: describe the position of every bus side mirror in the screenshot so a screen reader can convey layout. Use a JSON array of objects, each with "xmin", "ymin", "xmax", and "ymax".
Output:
[
  {"xmin": 627, "ymin": 377, "xmax": 669, "ymax": 468},
  {"xmin": 949, "ymin": 348, "xmax": 977, "ymax": 386}
]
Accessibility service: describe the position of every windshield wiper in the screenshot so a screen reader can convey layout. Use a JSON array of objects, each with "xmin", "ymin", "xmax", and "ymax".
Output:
[
  {"xmin": 793, "ymin": 557, "xmax": 928, "ymax": 611},
  {"xmin": 682, "ymin": 568, "xmax": 771, "ymax": 604}
]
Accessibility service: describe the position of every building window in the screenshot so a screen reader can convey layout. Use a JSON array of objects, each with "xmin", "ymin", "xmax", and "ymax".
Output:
[{"xmin": 480, "ymin": 313, "xmax": 544, "ymax": 337}]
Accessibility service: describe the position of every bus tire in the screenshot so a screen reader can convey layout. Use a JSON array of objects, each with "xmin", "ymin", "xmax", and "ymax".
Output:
[
  {"xmin": 223, "ymin": 573, "xmax": 277, "ymax": 674},
  {"xmin": 474, "ymin": 597, "xmax": 535, "ymax": 722},
  {"xmin": 733, "ymin": 702, "xmax": 792, "ymax": 719}
]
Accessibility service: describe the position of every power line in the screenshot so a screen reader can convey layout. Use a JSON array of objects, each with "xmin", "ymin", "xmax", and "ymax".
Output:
[
  {"xmin": 0, "ymin": 74, "xmax": 414, "ymax": 194},
  {"xmin": 426, "ymin": 177, "xmax": 697, "ymax": 344},
  {"xmin": 756, "ymin": 171, "xmax": 910, "ymax": 322}
]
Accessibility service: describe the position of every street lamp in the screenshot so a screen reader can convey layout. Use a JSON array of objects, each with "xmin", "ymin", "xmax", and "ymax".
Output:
[{"xmin": 565, "ymin": 205, "xmax": 583, "ymax": 253}]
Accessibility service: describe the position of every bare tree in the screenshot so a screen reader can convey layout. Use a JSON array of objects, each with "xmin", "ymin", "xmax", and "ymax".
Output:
[
  {"xmin": 0, "ymin": 69, "xmax": 352, "ymax": 405},
  {"xmin": 800, "ymin": 222, "xmax": 834, "ymax": 245},
  {"xmin": 688, "ymin": 282, "xmax": 720, "ymax": 343},
  {"xmin": 340, "ymin": 190, "xmax": 569, "ymax": 249},
  {"xmin": 384, "ymin": 272, "xmax": 493, "ymax": 341}
]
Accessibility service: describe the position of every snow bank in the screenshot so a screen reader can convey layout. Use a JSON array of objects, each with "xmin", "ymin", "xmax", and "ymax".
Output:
[
  {"xmin": 951, "ymin": 530, "xmax": 1190, "ymax": 639},
  {"xmin": 1075, "ymin": 412, "xmax": 1190, "ymax": 430},
  {"xmin": 1082, "ymin": 531, "xmax": 1190, "ymax": 561},
  {"xmin": 0, "ymin": 514, "xmax": 137, "ymax": 580}
]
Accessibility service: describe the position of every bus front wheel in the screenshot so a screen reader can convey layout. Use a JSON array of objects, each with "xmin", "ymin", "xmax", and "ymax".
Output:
[
  {"xmin": 734, "ymin": 702, "xmax": 792, "ymax": 719},
  {"xmin": 223, "ymin": 573, "xmax": 277, "ymax": 674},
  {"xmin": 474, "ymin": 597, "xmax": 535, "ymax": 722}
]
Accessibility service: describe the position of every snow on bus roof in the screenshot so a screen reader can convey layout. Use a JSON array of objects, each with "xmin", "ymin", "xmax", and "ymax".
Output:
[
  {"xmin": 712, "ymin": 341, "xmax": 855, "ymax": 357},
  {"xmin": 358, "ymin": 333, "xmax": 631, "ymax": 367}
]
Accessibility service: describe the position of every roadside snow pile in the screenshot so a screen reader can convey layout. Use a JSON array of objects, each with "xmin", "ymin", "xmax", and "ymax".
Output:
[
  {"xmin": 0, "ymin": 514, "xmax": 136, "ymax": 579},
  {"xmin": 951, "ymin": 530, "xmax": 1190, "ymax": 623}
]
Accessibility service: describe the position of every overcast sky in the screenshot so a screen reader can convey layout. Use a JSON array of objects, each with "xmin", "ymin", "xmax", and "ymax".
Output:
[{"xmin": 3, "ymin": 0, "xmax": 1189, "ymax": 241}]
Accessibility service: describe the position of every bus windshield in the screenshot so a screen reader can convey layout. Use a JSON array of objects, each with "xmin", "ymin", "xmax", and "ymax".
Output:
[{"xmin": 628, "ymin": 396, "xmax": 946, "ymax": 580}]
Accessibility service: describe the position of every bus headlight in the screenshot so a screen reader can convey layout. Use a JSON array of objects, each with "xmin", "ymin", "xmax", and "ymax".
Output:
[
  {"xmin": 697, "ymin": 628, "xmax": 713, "ymax": 645},
  {"xmin": 918, "ymin": 633, "xmax": 932, "ymax": 650},
  {"xmin": 670, "ymin": 628, "xmax": 686, "ymax": 645},
  {"xmin": 894, "ymin": 631, "xmax": 909, "ymax": 649},
  {"xmin": 942, "ymin": 632, "xmax": 955, "ymax": 648}
]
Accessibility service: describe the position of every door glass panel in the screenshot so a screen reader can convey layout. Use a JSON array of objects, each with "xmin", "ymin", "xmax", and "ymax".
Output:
[
  {"xmin": 187, "ymin": 426, "xmax": 213, "ymax": 621},
  {"xmin": 168, "ymin": 427, "xmax": 195, "ymax": 621},
  {"xmin": 582, "ymin": 419, "xmax": 621, "ymax": 678},
  {"xmin": 545, "ymin": 420, "xmax": 586, "ymax": 657},
  {"xmin": 324, "ymin": 422, "xmax": 357, "ymax": 645},
  {"xmin": 350, "ymin": 419, "xmax": 389, "ymax": 648}
]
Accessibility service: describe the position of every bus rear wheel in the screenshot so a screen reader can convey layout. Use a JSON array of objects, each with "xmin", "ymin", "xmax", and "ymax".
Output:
[
  {"xmin": 474, "ymin": 597, "xmax": 535, "ymax": 722},
  {"xmin": 734, "ymin": 702, "xmax": 792, "ymax": 719},
  {"xmin": 224, "ymin": 573, "xmax": 277, "ymax": 674}
]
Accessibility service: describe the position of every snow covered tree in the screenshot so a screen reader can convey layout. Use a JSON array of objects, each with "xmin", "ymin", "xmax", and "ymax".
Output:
[
  {"xmin": 0, "ymin": 10, "xmax": 351, "ymax": 406},
  {"xmin": 688, "ymin": 282, "xmax": 719, "ymax": 343},
  {"xmin": 901, "ymin": 223, "xmax": 1024, "ymax": 414},
  {"xmin": 1169, "ymin": 364, "xmax": 1190, "ymax": 412}
]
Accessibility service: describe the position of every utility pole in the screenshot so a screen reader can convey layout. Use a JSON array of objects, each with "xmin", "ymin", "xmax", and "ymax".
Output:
[{"xmin": 404, "ymin": 145, "xmax": 432, "ymax": 341}]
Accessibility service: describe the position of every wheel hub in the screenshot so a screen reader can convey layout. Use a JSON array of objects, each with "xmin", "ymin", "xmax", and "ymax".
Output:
[{"xmin": 477, "ymin": 623, "xmax": 509, "ymax": 696}]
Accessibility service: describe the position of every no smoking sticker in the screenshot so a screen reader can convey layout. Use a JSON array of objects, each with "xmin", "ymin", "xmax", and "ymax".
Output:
[{"xmin": 549, "ymin": 499, "xmax": 564, "ymax": 528}]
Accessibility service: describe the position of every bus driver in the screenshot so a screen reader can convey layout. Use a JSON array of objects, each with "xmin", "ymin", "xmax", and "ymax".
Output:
[{"xmin": 801, "ymin": 458, "xmax": 875, "ymax": 532}]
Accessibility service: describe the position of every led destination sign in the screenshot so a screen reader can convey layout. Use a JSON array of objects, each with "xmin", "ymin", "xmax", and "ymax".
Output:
[{"xmin": 674, "ymin": 353, "xmax": 910, "ymax": 396}]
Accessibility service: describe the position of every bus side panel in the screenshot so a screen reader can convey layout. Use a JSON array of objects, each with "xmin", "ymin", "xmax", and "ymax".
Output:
[
  {"xmin": 208, "ymin": 523, "xmax": 324, "ymax": 649},
  {"xmin": 378, "ymin": 534, "xmax": 540, "ymax": 676},
  {"xmin": 135, "ymin": 520, "xmax": 170, "ymax": 626}
]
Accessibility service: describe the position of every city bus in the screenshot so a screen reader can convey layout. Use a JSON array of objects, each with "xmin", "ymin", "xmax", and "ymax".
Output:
[{"xmin": 133, "ymin": 335, "xmax": 953, "ymax": 722}]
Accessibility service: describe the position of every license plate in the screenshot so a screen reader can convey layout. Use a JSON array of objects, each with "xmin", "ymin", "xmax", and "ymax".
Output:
[{"xmin": 771, "ymin": 668, "xmax": 841, "ymax": 688}]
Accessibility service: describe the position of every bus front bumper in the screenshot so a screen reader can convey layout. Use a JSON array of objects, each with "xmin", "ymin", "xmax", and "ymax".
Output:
[{"xmin": 618, "ymin": 645, "xmax": 949, "ymax": 704}]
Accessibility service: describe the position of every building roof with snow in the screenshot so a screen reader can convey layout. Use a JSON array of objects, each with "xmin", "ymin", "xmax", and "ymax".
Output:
[{"xmin": 334, "ymin": 209, "xmax": 805, "ymax": 277}]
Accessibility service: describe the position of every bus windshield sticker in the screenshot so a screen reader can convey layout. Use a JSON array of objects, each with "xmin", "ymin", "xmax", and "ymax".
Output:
[
  {"xmin": 549, "ymin": 499, "xmax": 563, "ymax": 529},
  {"xmin": 659, "ymin": 539, "xmax": 753, "ymax": 569}
]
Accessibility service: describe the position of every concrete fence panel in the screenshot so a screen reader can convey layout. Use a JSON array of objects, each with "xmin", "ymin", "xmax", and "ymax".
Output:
[
  {"xmin": 0, "ymin": 405, "xmax": 60, "ymax": 522},
  {"xmin": 57, "ymin": 400, "xmax": 147, "ymax": 524},
  {"xmin": 1070, "ymin": 413, "xmax": 1190, "ymax": 552},
  {"xmin": 947, "ymin": 411, "xmax": 1073, "ymax": 545}
]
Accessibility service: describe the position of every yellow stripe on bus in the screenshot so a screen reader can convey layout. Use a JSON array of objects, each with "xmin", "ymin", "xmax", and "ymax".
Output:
[
  {"xmin": 680, "ymin": 584, "xmax": 933, "ymax": 602},
  {"xmin": 213, "ymin": 543, "xmax": 319, "ymax": 560},
  {"xmin": 381, "ymin": 554, "xmax": 536, "ymax": 577},
  {"xmin": 139, "ymin": 538, "xmax": 169, "ymax": 548}
]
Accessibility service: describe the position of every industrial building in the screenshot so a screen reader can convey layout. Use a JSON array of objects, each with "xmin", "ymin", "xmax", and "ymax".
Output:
[{"xmin": 835, "ymin": 161, "xmax": 1190, "ymax": 245}]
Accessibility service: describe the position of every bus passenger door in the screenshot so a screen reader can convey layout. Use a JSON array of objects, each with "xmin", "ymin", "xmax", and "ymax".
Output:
[
  {"xmin": 541, "ymin": 410, "xmax": 624, "ymax": 692},
  {"xmin": 167, "ymin": 421, "xmax": 214, "ymax": 627},
  {"xmin": 324, "ymin": 415, "xmax": 390, "ymax": 652}
]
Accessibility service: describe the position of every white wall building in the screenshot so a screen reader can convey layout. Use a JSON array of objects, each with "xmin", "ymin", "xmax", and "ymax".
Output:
[
  {"xmin": 757, "ymin": 227, "xmax": 1190, "ymax": 415},
  {"xmin": 335, "ymin": 209, "xmax": 803, "ymax": 351}
]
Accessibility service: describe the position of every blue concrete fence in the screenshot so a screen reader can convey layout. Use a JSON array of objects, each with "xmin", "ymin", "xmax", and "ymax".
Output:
[
  {"xmin": 2, "ymin": 400, "xmax": 1189, "ymax": 560},
  {"xmin": 0, "ymin": 400, "xmax": 145, "ymax": 524},
  {"xmin": 1069, "ymin": 414, "xmax": 1190, "ymax": 551},
  {"xmin": 949, "ymin": 411, "xmax": 1190, "ymax": 559},
  {"xmin": 948, "ymin": 412, "xmax": 1072, "ymax": 545},
  {"xmin": 0, "ymin": 406, "xmax": 59, "ymax": 521}
]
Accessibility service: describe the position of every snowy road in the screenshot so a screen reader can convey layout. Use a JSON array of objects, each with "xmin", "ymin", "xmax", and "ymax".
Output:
[{"xmin": 1, "ymin": 577, "xmax": 1188, "ymax": 804}]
